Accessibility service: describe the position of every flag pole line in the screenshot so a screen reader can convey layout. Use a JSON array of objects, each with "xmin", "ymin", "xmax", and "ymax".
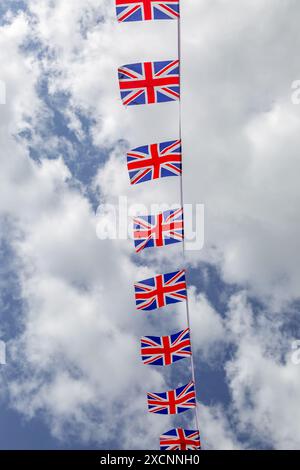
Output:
[{"xmin": 177, "ymin": 13, "xmax": 201, "ymax": 435}]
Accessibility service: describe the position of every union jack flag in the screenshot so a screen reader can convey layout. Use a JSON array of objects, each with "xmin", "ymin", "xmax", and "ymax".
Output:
[
  {"xmin": 160, "ymin": 428, "xmax": 201, "ymax": 451},
  {"xmin": 133, "ymin": 208, "xmax": 184, "ymax": 253},
  {"xmin": 134, "ymin": 269, "xmax": 186, "ymax": 311},
  {"xmin": 127, "ymin": 140, "xmax": 182, "ymax": 185},
  {"xmin": 147, "ymin": 381, "xmax": 196, "ymax": 415},
  {"xmin": 141, "ymin": 328, "xmax": 191, "ymax": 366},
  {"xmin": 116, "ymin": 0, "xmax": 180, "ymax": 22},
  {"xmin": 118, "ymin": 60, "xmax": 180, "ymax": 106}
]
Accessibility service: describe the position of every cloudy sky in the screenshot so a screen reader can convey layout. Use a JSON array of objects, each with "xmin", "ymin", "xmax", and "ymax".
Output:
[{"xmin": 1, "ymin": 0, "xmax": 300, "ymax": 450}]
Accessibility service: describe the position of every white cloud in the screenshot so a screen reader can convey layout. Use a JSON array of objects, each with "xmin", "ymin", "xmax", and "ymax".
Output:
[
  {"xmin": 199, "ymin": 404, "xmax": 240, "ymax": 450},
  {"xmin": 225, "ymin": 292, "xmax": 300, "ymax": 449},
  {"xmin": 181, "ymin": 0, "xmax": 300, "ymax": 309},
  {"xmin": 1, "ymin": 0, "xmax": 300, "ymax": 451},
  {"xmin": 188, "ymin": 287, "xmax": 226, "ymax": 359},
  {"xmin": 4, "ymin": 159, "xmax": 178, "ymax": 446},
  {"xmin": 0, "ymin": 8, "xmax": 175, "ymax": 447},
  {"xmin": 27, "ymin": 0, "xmax": 300, "ymax": 308},
  {"xmin": 0, "ymin": 12, "xmax": 39, "ymax": 132}
]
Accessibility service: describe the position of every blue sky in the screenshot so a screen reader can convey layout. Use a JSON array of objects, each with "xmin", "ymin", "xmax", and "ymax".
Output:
[{"xmin": 1, "ymin": 0, "xmax": 300, "ymax": 450}]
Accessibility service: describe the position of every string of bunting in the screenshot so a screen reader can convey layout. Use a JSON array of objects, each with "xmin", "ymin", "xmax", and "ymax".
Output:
[{"xmin": 115, "ymin": 0, "xmax": 201, "ymax": 451}]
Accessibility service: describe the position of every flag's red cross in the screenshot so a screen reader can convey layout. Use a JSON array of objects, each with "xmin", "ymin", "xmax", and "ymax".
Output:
[
  {"xmin": 141, "ymin": 330, "xmax": 190, "ymax": 366},
  {"xmin": 177, "ymin": 429, "xmax": 195, "ymax": 450},
  {"xmin": 118, "ymin": 0, "xmax": 152, "ymax": 20},
  {"xmin": 119, "ymin": 61, "xmax": 179, "ymax": 105},
  {"xmin": 160, "ymin": 429, "xmax": 200, "ymax": 450},
  {"xmin": 136, "ymin": 273, "xmax": 186, "ymax": 309},
  {"xmin": 128, "ymin": 141, "xmax": 181, "ymax": 182},
  {"xmin": 147, "ymin": 382, "xmax": 195, "ymax": 414},
  {"xmin": 166, "ymin": 390, "xmax": 177, "ymax": 414},
  {"xmin": 117, "ymin": 0, "xmax": 179, "ymax": 21},
  {"xmin": 134, "ymin": 209, "xmax": 183, "ymax": 248}
]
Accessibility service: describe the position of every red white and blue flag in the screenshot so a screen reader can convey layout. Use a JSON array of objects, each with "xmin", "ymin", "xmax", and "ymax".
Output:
[
  {"xmin": 118, "ymin": 60, "xmax": 180, "ymax": 106},
  {"xmin": 127, "ymin": 140, "xmax": 182, "ymax": 185},
  {"xmin": 134, "ymin": 269, "xmax": 186, "ymax": 311},
  {"xmin": 116, "ymin": 0, "xmax": 180, "ymax": 22},
  {"xmin": 147, "ymin": 381, "xmax": 196, "ymax": 414},
  {"xmin": 141, "ymin": 328, "xmax": 191, "ymax": 366},
  {"xmin": 133, "ymin": 207, "xmax": 184, "ymax": 253},
  {"xmin": 160, "ymin": 428, "xmax": 201, "ymax": 451}
]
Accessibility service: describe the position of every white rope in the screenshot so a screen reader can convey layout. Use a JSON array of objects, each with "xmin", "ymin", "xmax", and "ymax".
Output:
[{"xmin": 177, "ymin": 12, "xmax": 201, "ymax": 436}]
